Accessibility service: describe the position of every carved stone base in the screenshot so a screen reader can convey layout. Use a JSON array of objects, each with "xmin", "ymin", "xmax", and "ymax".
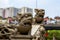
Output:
[{"xmin": 11, "ymin": 35, "xmax": 33, "ymax": 40}]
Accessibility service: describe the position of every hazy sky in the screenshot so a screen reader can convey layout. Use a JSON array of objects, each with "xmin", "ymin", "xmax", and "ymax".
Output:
[{"xmin": 0, "ymin": 0, "xmax": 60, "ymax": 18}]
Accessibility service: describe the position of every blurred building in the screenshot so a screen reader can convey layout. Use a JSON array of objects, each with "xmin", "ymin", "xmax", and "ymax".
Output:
[
  {"xmin": 4, "ymin": 7, "xmax": 18, "ymax": 18},
  {"xmin": 54, "ymin": 16, "xmax": 60, "ymax": 24},
  {"xmin": 0, "ymin": 8, "xmax": 4, "ymax": 17},
  {"xmin": 44, "ymin": 17, "xmax": 56, "ymax": 24},
  {"xmin": 18, "ymin": 7, "xmax": 33, "ymax": 14},
  {"xmin": 0, "ymin": 7, "xmax": 33, "ymax": 18},
  {"xmin": 44, "ymin": 17, "xmax": 49, "ymax": 24},
  {"xmin": 44, "ymin": 17, "xmax": 49, "ymax": 21}
]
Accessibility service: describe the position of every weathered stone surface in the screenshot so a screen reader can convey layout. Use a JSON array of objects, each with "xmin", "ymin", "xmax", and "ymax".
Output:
[
  {"xmin": 17, "ymin": 13, "xmax": 32, "ymax": 35},
  {"xmin": 0, "ymin": 24, "xmax": 17, "ymax": 39},
  {"xmin": 11, "ymin": 35, "xmax": 33, "ymax": 40},
  {"xmin": 11, "ymin": 39, "xmax": 31, "ymax": 40},
  {"xmin": 34, "ymin": 9, "xmax": 45, "ymax": 24}
]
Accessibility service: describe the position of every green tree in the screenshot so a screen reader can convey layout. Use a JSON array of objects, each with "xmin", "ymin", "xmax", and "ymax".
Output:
[{"xmin": 47, "ymin": 30, "xmax": 60, "ymax": 40}]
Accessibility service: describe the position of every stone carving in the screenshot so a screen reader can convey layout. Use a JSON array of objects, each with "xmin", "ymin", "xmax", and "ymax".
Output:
[
  {"xmin": 34, "ymin": 9, "xmax": 45, "ymax": 24},
  {"xmin": 0, "ymin": 9, "xmax": 45, "ymax": 40},
  {"xmin": 17, "ymin": 13, "xmax": 32, "ymax": 35},
  {"xmin": 35, "ymin": 25, "xmax": 45, "ymax": 40},
  {"xmin": 0, "ymin": 24, "xmax": 17, "ymax": 39}
]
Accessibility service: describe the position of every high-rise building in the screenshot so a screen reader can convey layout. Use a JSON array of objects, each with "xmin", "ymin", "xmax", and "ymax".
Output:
[
  {"xmin": 4, "ymin": 7, "xmax": 18, "ymax": 18},
  {"xmin": 0, "ymin": 8, "xmax": 4, "ymax": 17},
  {"xmin": 0, "ymin": 7, "xmax": 33, "ymax": 18},
  {"xmin": 18, "ymin": 7, "xmax": 33, "ymax": 14}
]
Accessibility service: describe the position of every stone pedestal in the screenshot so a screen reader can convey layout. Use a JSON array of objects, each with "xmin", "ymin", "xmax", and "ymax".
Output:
[{"xmin": 11, "ymin": 35, "xmax": 33, "ymax": 40}]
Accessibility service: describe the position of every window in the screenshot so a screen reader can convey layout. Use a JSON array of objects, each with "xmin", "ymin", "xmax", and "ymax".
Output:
[
  {"xmin": 18, "ymin": 9, "xmax": 21, "ymax": 13},
  {"xmin": 27, "ymin": 8, "xmax": 32, "ymax": 13}
]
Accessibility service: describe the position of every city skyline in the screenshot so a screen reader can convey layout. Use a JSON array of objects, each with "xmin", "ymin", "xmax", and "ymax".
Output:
[
  {"xmin": 0, "ymin": 0, "xmax": 60, "ymax": 18},
  {"xmin": 0, "ymin": 7, "xmax": 33, "ymax": 18}
]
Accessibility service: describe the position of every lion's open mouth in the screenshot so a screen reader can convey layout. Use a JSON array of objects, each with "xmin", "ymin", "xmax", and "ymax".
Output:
[
  {"xmin": 24, "ymin": 22, "xmax": 31, "ymax": 26},
  {"xmin": 23, "ymin": 20, "xmax": 31, "ymax": 26}
]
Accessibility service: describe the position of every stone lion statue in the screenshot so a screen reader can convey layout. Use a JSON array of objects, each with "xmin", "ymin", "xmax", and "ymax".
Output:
[
  {"xmin": 34, "ymin": 9, "xmax": 45, "ymax": 24},
  {"xmin": 17, "ymin": 13, "xmax": 32, "ymax": 35}
]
